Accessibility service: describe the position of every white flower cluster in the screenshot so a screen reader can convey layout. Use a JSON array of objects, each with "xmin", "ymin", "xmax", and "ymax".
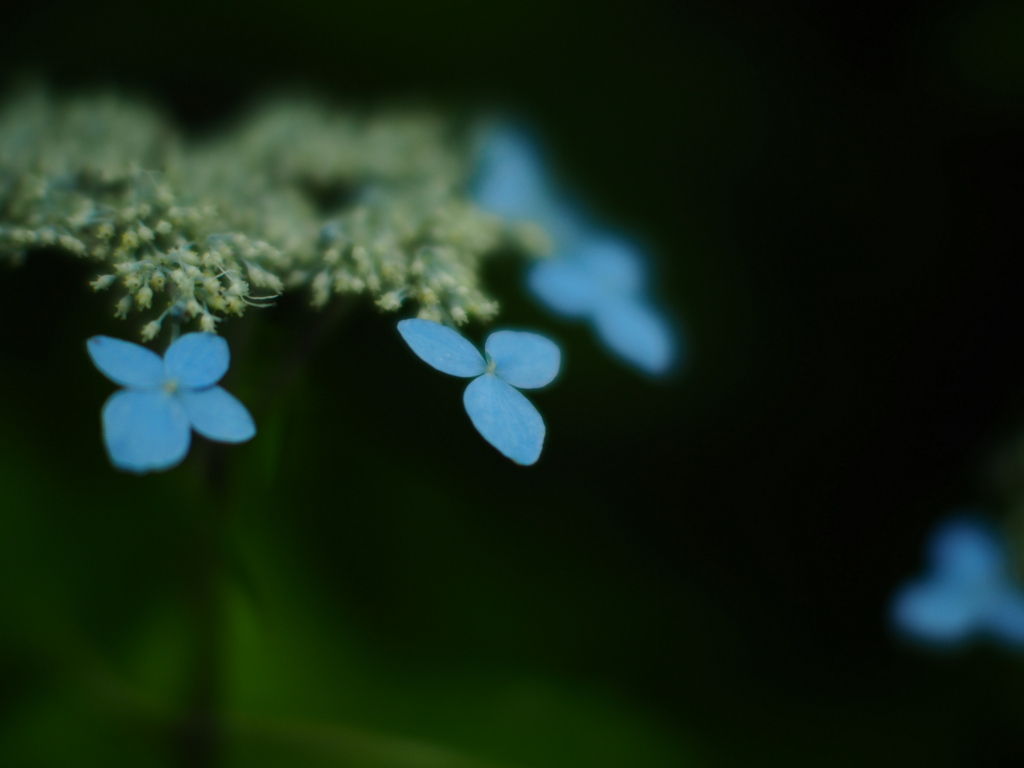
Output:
[{"xmin": 0, "ymin": 87, "xmax": 538, "ymax": 339}]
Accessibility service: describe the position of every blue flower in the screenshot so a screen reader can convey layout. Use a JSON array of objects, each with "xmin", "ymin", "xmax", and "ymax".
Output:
[
  {"xmin": 890, "ymin": 515, "xmax": 1024, "ymax": 649},
  {"xmin": 472, "ymin": 124, "xmax": 588, "ymax": 248},
  {"xmin": 527, "ymin": 234, "xmax": 676, "ymax": 376},
  {"xmin": 87, "ymin": 333, "xmax": 256, "ymax": 474},
  {"xmin": 397, "ymin": 319, "xmax": 560, "ymax": 465},
  {"xmin": 472, "ymin": 124, "xmax": 680, "ymax": 376}
]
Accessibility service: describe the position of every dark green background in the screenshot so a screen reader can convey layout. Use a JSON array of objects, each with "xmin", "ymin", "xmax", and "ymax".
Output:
[{"xmin": 3, "ymin": 0, "xmax": 1024, "ymax": 765}]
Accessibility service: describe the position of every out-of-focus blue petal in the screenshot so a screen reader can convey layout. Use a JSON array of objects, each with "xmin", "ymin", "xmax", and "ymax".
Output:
[
  {"xmin": 164, "ymin": 333, "xmax": 229, "ymax": 389},
  {"xmin": 473, "ymin": 126, "xmax": 550, "ymax": 219},
  {"xmin": 594, "ymin": 298, "xmax": 677, "ymax": 375},
  {"xmin": 890, "ymin": 579, "xmax": 978, "ymax": 645},
  {"xmin": 101, "ymin": 389, "xmax": 191, "ymax": 473},
  {"xmin": 986, "ymin": 589, "xmax": 1024, "ymax": 646},
  {"xmin": 540, "ymin": 199, "xmax": 594, "ymax": 251},
  {"xmin": 398, "ymin": 319, "xmax": 486, "ymax": 378},
  {"xmin": 929, "ymin": 516, "xmax": 1006, "ymax": 581},
  {"xmin": 463, "ymin": 373, "xmax": 545, "ymax": 465},
  {"xmin": 485, "ymin": 330, "xmax": 561, "ymax": 389},
  {"xmin": 178, "ymin": 386, "xmax": 256, "ymax": 443},
  {"xmin": 574, "ymin": 236, "xmax": 647, "ymax": 297},
  {"xmin": 528, "ymin": 259, "xmax": 601, "ymax": 317},
  {"xmin": 87, "ymin": 336, "xmax": 165, "ymax": 388},
  {"xmin": 472, "ymin": 125, "xmax": 591, "ymax": 248}
]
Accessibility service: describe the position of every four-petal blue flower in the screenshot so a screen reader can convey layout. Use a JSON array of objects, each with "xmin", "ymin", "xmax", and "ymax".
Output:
[
  {"xmin": 397, "ymin": 319, "xmax": 560, "ymax": 465},
  {"xmin": 87, "ymin": 333, "xmax": 256, "ymax": 473},
  {"xmin": 890, "ymin": 515, "xmax": 1024, "ymax": 649},
  {"xmin": 473, "ymin": 124, "xmax": 680, "ymax": 375}
]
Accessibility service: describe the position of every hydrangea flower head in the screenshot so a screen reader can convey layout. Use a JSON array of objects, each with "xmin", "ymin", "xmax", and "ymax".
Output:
[
  {"xmin": 890, "ymin": 515, "xmax": 1024, "ymax": 649},
  {"xmin": 397, "ymin": 319, "xmax": 560, "ymax": 465},
  {"xmin": 87, "ymin": 333, "xmax": 256, "ymax": 473},
  {"xmin": 473, "ymin": 123, "xmax": 680, "ymax": 376}
]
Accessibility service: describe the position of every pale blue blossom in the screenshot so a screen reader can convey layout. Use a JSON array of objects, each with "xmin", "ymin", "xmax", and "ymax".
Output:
[
  {"xmin": 890, "ymin": 515, "xmax": 1024, "ymax": 649},
  {"xmin": 472, "ymin": 123, "xmax": 588, "ymax": 249},
  {"xmin": 528, "ymin": 234, "xmax": 676, "ymax": 375},
  {"xmin": 87, "ymin": 333, "xmax": 255, "ymax": 473},
  {"xmin": 397, "ymin": 319, "xmax": 560, "ymax": 465},
  {"xmin": 473, "ymin": 124, "xmax": 680, "ymax": 375}
]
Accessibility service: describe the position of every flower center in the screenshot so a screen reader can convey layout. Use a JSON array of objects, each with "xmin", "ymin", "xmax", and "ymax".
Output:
[{"xmin": 163, "ymin": 378, "xmax": 180, "ymax": 394}]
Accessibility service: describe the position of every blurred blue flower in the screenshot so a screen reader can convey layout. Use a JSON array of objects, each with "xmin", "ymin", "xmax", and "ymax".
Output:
[
  {"xmin": 890, "ymin": 515, "xmax": 1024, "ymax": 649},
  {"xmin": 473, "ymin": 124, "xmax": 680, "ymax": 375},
  {"xmin": 397, "ymin": 319, "xmax": 560, "ymax": 465},
  {"xmin": 87, "ymin": 333, "xmax": 256, "ymax": 474}
]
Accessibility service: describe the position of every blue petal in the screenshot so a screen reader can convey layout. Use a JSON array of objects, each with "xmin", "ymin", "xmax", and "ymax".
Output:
[
  {"xmin": 986, "ymin": 588, "xmax": 1024, "ymax": 647},
  {"xmin": 164, "ymin": 332, "xmax": 230, "ymax": 389},
  {"xmin": 397, "ymin": 319, "xmax": 486, "ymax": 378},
  {"xmin": 528, "ymin": 258, "xmax": 602, "ymax": 317},
  {"xmin": 472, "ymin": 125, "xmax": 591, "ymax": 248},
  {"xmin": 593, "ymin": 298, "xmax": 677, "ymax": 375},
  {"xmin": 473, "ymin": 126, "xmax": 551, "ymax": 219},
  {"xmin": 574, "ymin": 236, "xmax": 647, "ymax": 297},
  {"xmin": 890, "ymin": 579, "xmax": 979, "ymax": 645},
  {"xmin": 463, "ymin": 373, "xmax": 545, "ymax": 465},
  {"xmin": 178, "ymin": 386, "xmax": 256, "ymax": 443},
  {"xmin": 101, "ymin": 389, "xmax": 191, "ymax": 473},
  {"xmin": 929, "ymin": 516, "xmax": 1007, "ymax": 582},
  {"xmin": 87, "ymin": 336, "xmax": 165, "ymax": 388},
  {"xmin": 485, "ymin": 330, "xmax": 561, "ymax": 390}
]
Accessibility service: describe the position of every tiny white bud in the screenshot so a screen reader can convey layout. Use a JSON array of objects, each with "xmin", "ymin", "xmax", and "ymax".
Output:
[
  {"xmin": 136, "ymin": 285, "xmax": 153, "ymax": 309},
  {"xmin": 170, "ymin": 269, "xmax": 190, "ymax": 290},
  {"xmin": 114, "ymin": 295, "xmax": 133, "ymax": 319},
  {"xmin": 140, "ymin": 320, "xmax": 161, "ymax": 341},
  {"xmin": 59, "ymin": 235, "xmax": 86, "ymax": 255},
  {"xmin": 264, "ymin": 273, "xmax": 284, "ymax": 293},
  {"xmin": 311, "ymin": 271, "xmax": 331, "ymax": 307},
  {"xmin": 91, "ymin": 274, "xmax": 116, "ymax": 291},
  {"xmin": 417, "ymin": 305, "xmax": 442, "ymax": 322},
  {"xmin": 376, "ymin": 292, "xmax": 403, "ymax": 311}
]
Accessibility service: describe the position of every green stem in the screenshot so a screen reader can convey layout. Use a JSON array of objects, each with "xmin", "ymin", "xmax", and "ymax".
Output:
[
  {"xmin": 259, "ymin": 295, "xmax": 353, "ymax": 410},
  {"xmin": 175, "ymin": 448, "xmax": 229, "ymax": 768}
]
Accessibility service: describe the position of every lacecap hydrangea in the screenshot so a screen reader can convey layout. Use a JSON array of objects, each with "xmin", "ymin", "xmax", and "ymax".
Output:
[{"xmin": 0, "ymin": 88, "xmax": 681, "ymax": 471}]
